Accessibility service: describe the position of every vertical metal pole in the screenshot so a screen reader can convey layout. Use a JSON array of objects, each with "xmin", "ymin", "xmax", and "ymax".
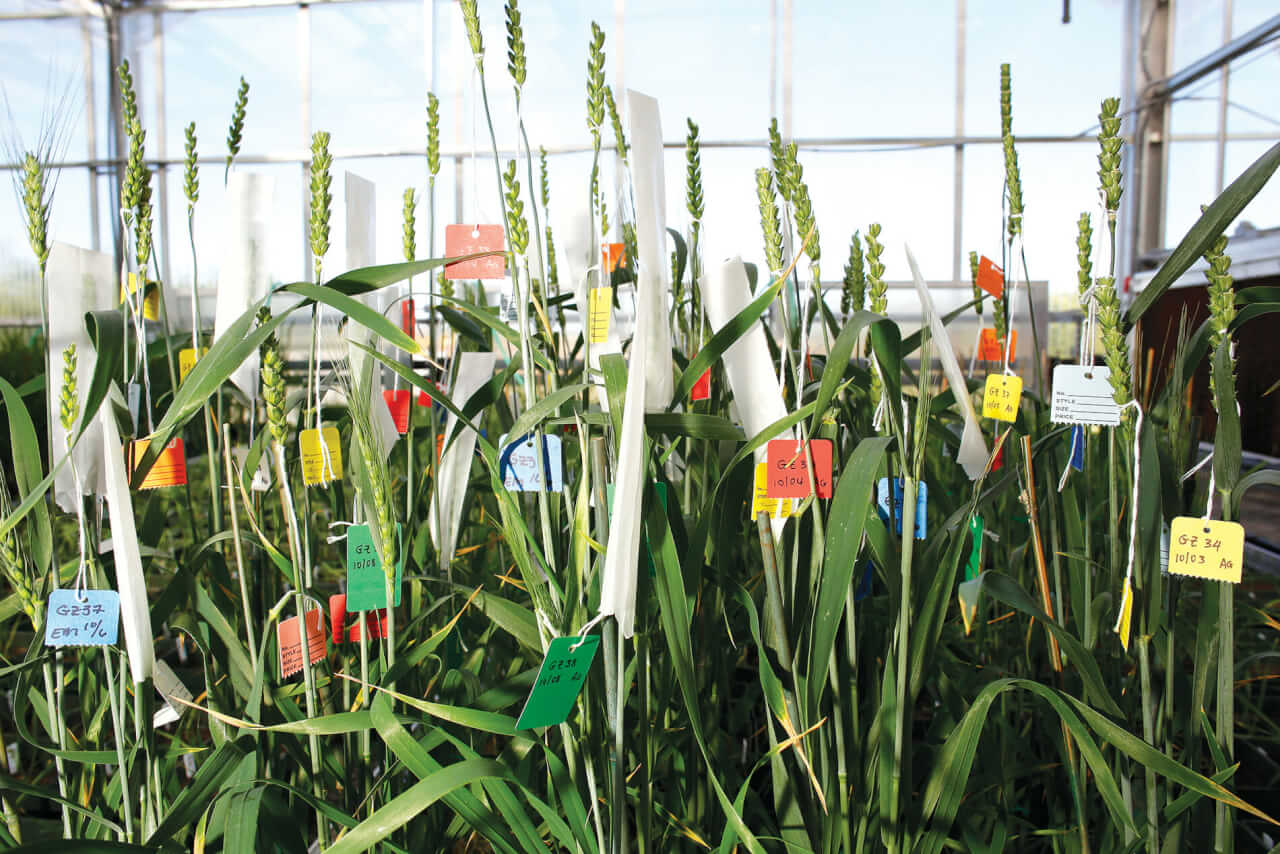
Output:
[
  {"xmin": 952, "ymin": 0, "xmax": 966, "ymax": 288},
  {"xmin": 106, "ymin": 5, "xmax": 126, "ymax": 272},
  {"xmin": 1116, "ymin": 0, "xmax": 1140, "ymax": 282},
  {"xmin": 1132, "ymin": 0, "xmax": 1170, "ymax": 259},
  {"xmin": 452, "ymin": 0, "xmax": 464, "ymax": 224},
  {"xmin": 1214, "ymin": 0, "xmax": 1233, "ymax": 194},
  {"xmin": 83, "ymin": 15, "xmax": 101, "ymax": 253},
  {"xmin": 769, "ymin": 0, "xmax": 777, "ymax": 120},
  {"xmin": 299, "ymin": 2, "xmax": 312, "ymax": 281},
  {"xmin": 153, "ymin": 11, "xmax": 172, "ymax": 295}
]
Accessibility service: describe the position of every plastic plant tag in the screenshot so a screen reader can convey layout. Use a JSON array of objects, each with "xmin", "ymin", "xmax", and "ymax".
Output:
[
  {"xmin": 120, "ymin": 272, "xmax": 159, "ymax": 321},
  {"xmin": 152, "ymin": 659, "xmax": 192, "ymax": 728},
  {"xmin": 977, "ymin": 255, "xmax": 1003, "ymax": 298},
  {"xmin": 751, "ymin": 463, "xmax": 794, "ymax": 518},
  {"xmin": 499, "ymin": 433, "xmax": 564, "ymax": 492},
  {"xmin": 45, "ymin": 590, "xmax": 120, "ymax": 646},
  {"xmin": 958, "ymin": 578, "xmax": 982, "ymax": 636},
  {"xmin": 300, "ymin": 427, "xmax": 342, "ymax": 486},
  {"xmin": 965, "ymin": 516, "xmax": 983, "ymax": 580},
  {"xmin": 329, "ymin": 594, "xmax": 348, "ymax": 644},
  {"xmin": 1160, "ymin": 522, "xmax": 1170, "ymax": 575},
  {"xmin": 178, "ymin": 347, "xmax": 208, "ymax": 383},
  {"xmin": 383, "ymin": 389, "xmax": 411, "ymax": 434},
  {"xmin": 444, "ymin": 224, "xmax": 506, "ymax": 279},
  {"xmin": 602, "ymin": 242, "xmax": 626, "ymax": 274},
  {"xmin": 348, "ymin": 610, "xmax": 388, "ymax": 642},
  {"xmin": 977, "ymin": 328, "xmax": 1016, "ymax": 363},
  {"xmin": 982, "ymin": 374, "xmax": 1022, "ymax": 422},
  {"xmin": 1051, "ymin": 365, "xmax": 1121, "ymax": 426},
  {"xmin": 401, "ymin": 299, "xmax": 415, "ymax": 335},
  {"xmin": 991, "ymin": 443, "xmax": 1005, "ymax": 472},
  {"xmin": 128, "ymin": 438, "xmax": 187, "ymax": 490},
  {"xmin": 853, "ymin": 561, "xmax": 873, "ymax": 602},
  {"xmin": 1069, "ymin": 425, "xmax": 1086, "ymax": 471},
  {"xmin": 875, "ymin": 478, "xmax": 928, "ymax": 539},
  {"xmin": 345, "ymin": 523, "xmax": 404, "ymax": 611},
  {"xmin": 515, "ymin": 635, "xmax": 600, "ymax": 730},
  {"xmin": 691, "ymin": 367, "xmax": 711, "ymax": 401},
  {"xmin": 1114, "ymin": 578, "xmax": 1134, "ymax": 652},
  {"xmin": 765, "ymin": 439, "xmax": 834, "ymax": 499},
  {"xmin": 278, "ymin": 608, "xmax": 326, "ymax": 679},
  {"xmin": 588, "ymin": 287, "xmax": 612, "ymax": 344},
  {"xmin": 1168, "ymin": 517, "xmax": 1244, "ymax": 583}
]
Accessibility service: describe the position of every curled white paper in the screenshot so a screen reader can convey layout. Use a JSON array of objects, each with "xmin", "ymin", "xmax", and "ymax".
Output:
[
  {"xmin": 627, "ymin": 90, "xmax": 673, "ymax": 412},
  {"xmin": 47, "ymin": 242, "xmax": 113, "ymax": 511},
  {"xmin": 99, "ymin": 406, "xmax": 155, "ymax": 683},
  {"xmin": 905, "ymin": 243, "xmax": 988, "ymax": 479},
  {"xmin": 429, "ymin": 351, "xmax": 496, "ymax": 571}
]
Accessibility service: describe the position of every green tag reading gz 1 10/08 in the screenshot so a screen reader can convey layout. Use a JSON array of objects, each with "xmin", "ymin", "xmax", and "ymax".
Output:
[
  {"xmin": 345, "ymin": 523, "xmax": 404, "ymax": 612},
  {"xmin": 515, "ymin": 635, "xmax": 600, "ymax": 730}
]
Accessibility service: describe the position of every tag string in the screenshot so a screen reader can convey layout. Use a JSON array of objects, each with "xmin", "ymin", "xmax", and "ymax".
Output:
[
  {"xmin": 1120, "ymin": 401, "xmax": 1144, "ymax": 588},
  {"xmin": 569, "ymin": 612, "xmax": 605, "ymax": 651},
  {"xmin": 1002, "ymin": 235, "xmax": 1021, "ymax": 376},
  {"xmin": 68, "ymin": 456, "xmax": 89, "ymax": 602}
]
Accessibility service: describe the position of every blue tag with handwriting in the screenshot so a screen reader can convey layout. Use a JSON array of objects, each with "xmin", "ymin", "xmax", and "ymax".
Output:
[
  {"xmin": 876, "ymin": 478, "xmax": 927, "ymax": 539},
  {"xmin": 45, "ymin": 590, "xmax": 120, "ymax": 646}
]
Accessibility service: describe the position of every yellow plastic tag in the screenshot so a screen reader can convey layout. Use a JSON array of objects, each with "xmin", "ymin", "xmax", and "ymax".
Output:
[
  {"xmin": 178, "ymin": 347, "xmax": 209, "ymax": 383},
  {"xmin": 1114, "ymin": 577, "xmax": 1134, "ymax": 652},
  {"xmin": 300, "ymin": 426, "xmax": 343, "ymax": 486},
  {"xmin": 1168, "ymin": 517, "xmax": 1244, "ymax": 583},
  {"xmin": 588, "ymin": 287, "xmax": 612, "ymax": 344},
  {"xmin": 120, "ymin": 272, "xmax": 159, "ymax": 321},
  {"xmin": 751, "ymin": 462, "xmax": 793, "ymax": 519},
  {"xmin": 982, "ymin": 374, "xmax": 1022, "ymax": 422}
]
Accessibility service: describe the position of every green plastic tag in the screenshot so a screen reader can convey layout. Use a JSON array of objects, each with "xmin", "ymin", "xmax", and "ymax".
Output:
[
  {"xmin": 515, "ymin": 635, "xmax": 600, "ymax": 730},
  {"xmin": 965, "ymin": 515, "xmax": 983, "ymax": 581},
  {"xmin": 345, "ymin": 523, "xmax": 404, "ymax": 612}
]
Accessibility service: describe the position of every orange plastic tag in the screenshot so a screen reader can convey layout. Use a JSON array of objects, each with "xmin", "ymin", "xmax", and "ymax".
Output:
[
  {"xmin": 299, "ymin": 426, "xmax": 342, "ymax": 485},
  {"xmin": 982, "ymin": 374, "xmax": 1022, "ymax": 422},
  {"xmin": 977, "ymin": 256, "xmax": 1003, "ymax": 298},
  {"xmin": 444, "ymin": 224, "xmax": 506, "ymax": 279},
  {"xmin": 436, "ymin": 433, "xmax": 444, "ymax": 462},
  {"xmin": 602, "ymin": 242, "xmax": 626, "ymax": 274},
  {"xmin": 765, "ymin": 438, "xmax": 834, "ymax": 499},
  {"xmin": 691, "ymin": 368, "xmax": 711, "ymax": 401},
  {"xmin": 751, "ymin": 462, "xmax": 793, "ymax": 518},
  {"xmin": 327, "ymin": 594, "xmax": 388, "ymax": 643},
  {"xmin": 588, "ymin": 287, "xmax": 612, "ymax": 344},
  {"xmin": 1168, "ymin": 517, "xmax": 1244, "ymax": 583},
  {"xmin": 400, "ymin": 299, "xmax": 416, "ymax": 335},
  {"xmin": 278, "ymin": 608, "xmax": 326, "ymax": 679},
  {"xmin": 977, "ymin": 328, "xmax": 1016, "ymax": 363},
  {"xmin": 128, "ymin": 438, "xmax": 187, "ymax": 489},
  {"xmin": 348, "ymin": 610, "xmax": 388, "ymax": 642},
  {"xmin": 383, "ymin": 389, "xmax": 411, "ymax": 434},
  {"xmin": 178, "ymin": 347, "xmax": 209, "ymax": 383}
]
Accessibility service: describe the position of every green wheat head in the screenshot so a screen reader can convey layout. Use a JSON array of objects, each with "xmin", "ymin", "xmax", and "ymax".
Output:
[
  {"xmin": 586, "ymin": 22, "xmax": 606, "ymax": 148},
  {"xmin": 606, "ymin": 86, "xmax": 628, "ymax": 164},
  {"xmin": 1202, "ymin": 205, "xmax": 1236, "ymax": 392},
  {"xmin": 768, "ymin": 118, "xmax": 790, "ymax": 203},
  {"xmin": 426, "ymin": 92, "xmax": 441, "ymax": 179},
  {"xmin": 686, "ymin": 119, "xmax": 704, "ymax": 225},
  {"xmin": 258, "ymin": 307, "xmax": 288, "ymax": 447},
  {"xmin": 503, "ymin": 160, "xmax": 530, "ymax": 256},
  {"xmin": 866, "ymin": 224, "xmax": 887, "ymax": 410},
  {"xmin": 58, "ymin": 345, "xmax": 78, "ymax": 437},
  {"xmin": 309, "ymin": 131, "xmax": 333, "ymax": 281},
  {"xmin": 183, "ymin": 123, "xmax": 199, "ymax": 209},
  {"xmin": 402, "ymin": 187, "xmax": 417, "ymax": 262},
  {"xmin": 784, "ymin": 144, "xmax": 820, "ymax": 273},
  {"xmin": 226, "ymin": 76, "xmax": 249, "ymax": 178},
  {"xmin": 842, "ymin": 231, "xmax": 865, "ymax": 319},
  {"xmin": 19, "ymin": 153, "xmax": 49, "ymax": 273},
  {"xmin": 460, "ymin": 0, "xmax": 484, "ymax": 69},
  {"xmin": 755, "ymin": 168, "xmax": 784, "ymax": 275},
  {"xmin": 505, "ymin": 0, "xmax": 526, "ymax": 93},
  {"xmin": 1095, "ymin": 275, "xmax": 1132, "ymax": 408},
  {"xmin": 1076, "ymin": 213, "xmax": 1093, "ymax": 304},
  {"xmin": 1097, "ymin": 97, "xmax": 1124, "ymax": 225}
]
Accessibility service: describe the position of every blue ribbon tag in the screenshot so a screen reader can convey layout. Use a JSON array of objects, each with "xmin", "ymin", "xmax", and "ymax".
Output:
[
  {"xmin": 876, "ymin": 478, "xmax": 928, "ymax": 539},
  {"xmin": 1070, "ymin": 425, "xmax": 1085, "ymax": 471}
]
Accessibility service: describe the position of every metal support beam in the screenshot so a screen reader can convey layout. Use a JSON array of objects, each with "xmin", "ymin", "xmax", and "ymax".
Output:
[
  {"xmin": 1151, "ymin": 12, "xmax": 1280, "ymax": 99},
  {"xmin": 1131, "ymin": 0, "xmax": 1171, "ymax": 261}
]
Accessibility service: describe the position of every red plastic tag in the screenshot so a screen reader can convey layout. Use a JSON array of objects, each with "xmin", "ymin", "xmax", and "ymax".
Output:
[
  {"xmin": 347, "ymin": 610, "xmax": 388, "ymax": 642},
  {"xmin": 977, "ymin": 256, "xmax": 1004, "ymax": 298},
  {"xmin": 128, "ymin": 438, "xmax": 187, "ymax": 490},
  {"xmin": 383, "ymin": 389, "xmax": 411, "ymax": 434},
  {"xmin": 991, "ymin": 443, "xmax": 1004, "ymax": 471},
  {"xmin": 765, "ymin": 438, "xmax": 834, "ymax": 499},
  {"xmin": 401, "ymin": 299, "xmax": 415, "ymax": 335},
  {"xmin": 444, "ymin": 224, "xmax": 506, "ymax": 279},
  {"xmin": 278, "ymin": 608, "xmax": 326, "ymax": 679},
  {"xmin": 691, "ymin": 368, "xmax": 711, "ymax": 401},
  {"xmin": 328, "ymin": 594, "xmax": 348, "ymax": 645},
  {"xmin": 978, "ymin": 328, "xmax": 1016, "ymax": 363}
]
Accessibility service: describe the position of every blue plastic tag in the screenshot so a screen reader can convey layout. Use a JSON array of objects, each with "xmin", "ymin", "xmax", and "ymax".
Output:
[
  {"xmin": 876, "ymin": 478, "xmax": 927, "ymax": 539},
  {"xmin": 1070, "ymin": 425, "xmax": 1085, "ymax": 471},
  {"xmin": 45, "ymin": 589, "xmax": 120, "ymax": 646},
  {"xmin": 500, "ymin": 433, "xmax": 564, "ymax": 492},
  {"xmin": 853, "ymin": 561, "xmax": 874, "ymax": 601}
]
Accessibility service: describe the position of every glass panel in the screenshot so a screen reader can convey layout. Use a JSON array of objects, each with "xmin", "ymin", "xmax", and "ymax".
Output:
[
  {"xmin": 1172, "ymin": 0, "xmax": 1227, "ymax": 69},
  {"xmin": 1223, "ymin": 46, "xmax": 1280, "ymax": 136},
  {"xmin": 0, "ymin": 17, "xmax": 95, "ymax": 161},
  {"xmin": 1164, "ymin": 140, "xmax": 1217, "ymax": 248},
  {"xmin": 964, "ymin": 0, "xmax": 1124, "ymax": 138},
  {"xmin": 1224, "ymin": 141, "xmax": 1280, "ymax": 234}
]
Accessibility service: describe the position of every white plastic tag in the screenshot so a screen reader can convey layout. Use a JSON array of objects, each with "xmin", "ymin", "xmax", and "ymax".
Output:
[{"xmin": 1051, "ymin": 365, "xmax": 1121, "ymax": 426}]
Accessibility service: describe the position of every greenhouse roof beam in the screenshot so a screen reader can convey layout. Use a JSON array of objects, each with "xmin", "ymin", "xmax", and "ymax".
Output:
[{"xmin": 1151, "ymin": 12, "xmax": 1280, "ymax": 99}]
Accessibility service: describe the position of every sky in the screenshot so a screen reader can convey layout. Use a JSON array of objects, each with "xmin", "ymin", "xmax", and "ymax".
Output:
[{"xmin": 0, "ymin": 0, "xmax": 1276, "ymax": 328}]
